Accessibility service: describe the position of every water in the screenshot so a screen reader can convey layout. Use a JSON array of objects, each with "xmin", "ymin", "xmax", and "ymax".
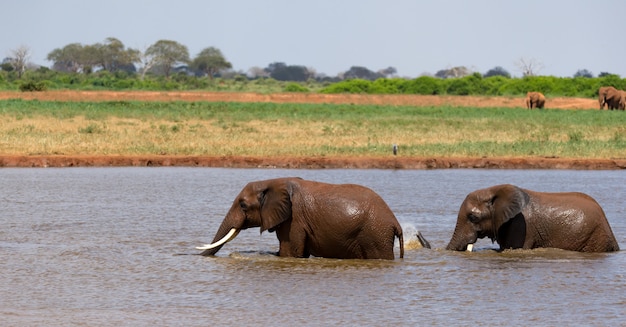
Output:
[{"xmin": 1, "ymin": 168, "xmax": 624, "ymax": 326}]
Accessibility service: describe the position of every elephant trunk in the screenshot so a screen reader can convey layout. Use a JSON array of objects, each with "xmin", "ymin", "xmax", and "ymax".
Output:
[
  {"xmin": 197, "ymin": 211, "xmax": 242, "ymax": 256},
  {"xmin": 445, "ymin": 225, "xmax": 477, "ymax": 251}
]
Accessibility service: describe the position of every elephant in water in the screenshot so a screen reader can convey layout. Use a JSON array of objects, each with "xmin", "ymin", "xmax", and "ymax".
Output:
[
  {"xmin": 197, "ymin": 177, "xmax": 422, "ymax": 259},
  {"xmin": 525, "ymin": 91, "xmax": 545, "ymax": 109},
  {"xmin": 598, "ymin": 86, "xmax": 625, "ymax": 110},
  {"xmin": 446, "ymin": 184, "xmax": 620, "ymax": 253}
]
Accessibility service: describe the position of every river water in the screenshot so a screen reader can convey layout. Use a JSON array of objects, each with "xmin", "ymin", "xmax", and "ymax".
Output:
[{"xmin": 1, "ymin": 167, "xmax": 624, "ymax": 326}]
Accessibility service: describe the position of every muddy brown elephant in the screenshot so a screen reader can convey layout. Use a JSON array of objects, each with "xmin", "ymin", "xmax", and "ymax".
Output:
[
  {"xmin": 446, "ymin": 184, "xmax": 620, "ymax": 253},
  {"xmin": 598, "ymin": 86, "xmax": 625, "ymax": 110},
  {"xmin": 197, "ymin": 177, "xmax": 407, "ymax": 259},
  {"xmin": 525, "ymin": 91, "xmax": 545, "ymax": 109}
]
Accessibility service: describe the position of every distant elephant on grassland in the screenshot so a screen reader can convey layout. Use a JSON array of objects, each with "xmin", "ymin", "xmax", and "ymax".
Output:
[
  {"xmin": 525, "ymin": 91, "xmax": 545, "ymax": 109},
  {"xmin": 598, "ymin": 86, "xmax": 625, "ymax": 110},
  {"xmin": 197, "ymin": 177, "xmax": 418, "ymax": 260},
  {"xmin": 446, "ymin": 184, "xmax": 620, "ymax": 253}
]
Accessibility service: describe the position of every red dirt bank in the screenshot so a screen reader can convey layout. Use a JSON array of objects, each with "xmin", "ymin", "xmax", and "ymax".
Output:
[
  {"xmin": 0, "ymin": 91, "xmax": 619, "ymax": 169},
  {"xmin": 1, "ymin": 155, "xmax": 624, "ymax": 170}
]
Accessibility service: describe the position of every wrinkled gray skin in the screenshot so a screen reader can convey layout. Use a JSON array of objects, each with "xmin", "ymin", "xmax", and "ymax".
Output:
[
  {"xmin": 446, "ymin": 184, "xmax": 620, "ymax": 252},
  {"xmin": 199, "ymin": 177, "xmax": 406, "ymax": 259}
]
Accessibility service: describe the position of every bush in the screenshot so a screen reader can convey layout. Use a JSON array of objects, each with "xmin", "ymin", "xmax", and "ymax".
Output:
[
  {"xmin": 370, "ymin": 78, "xmax": 405, "ymax": 94},
  {"xmin": 284, "ymin": 83, "xmax": 309, "ymax": 92},
  {"xmin": 400, "ymin": 76, "xmax": 442, "ymax": 95},
  {"xmin": 19, "ymin": 81, "xmax": 47, "ymax": 92},
  {"xmin": 319, "ymin": 79, "xmax": 373, "ymax": 94}
]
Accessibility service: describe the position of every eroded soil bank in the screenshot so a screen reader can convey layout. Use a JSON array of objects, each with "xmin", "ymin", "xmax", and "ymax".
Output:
[{"xmin": 1, "ymin": 155, "xmax": 625, "ymax": 170}]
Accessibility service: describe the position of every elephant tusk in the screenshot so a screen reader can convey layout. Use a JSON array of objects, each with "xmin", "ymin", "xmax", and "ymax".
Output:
[
  {"xmin": 466, "ymin": 244, "xmax": 474, "ymax": 252},
  {"xmin": 196, "ymin": 228, "xmax": 240, "ymax": 250}
]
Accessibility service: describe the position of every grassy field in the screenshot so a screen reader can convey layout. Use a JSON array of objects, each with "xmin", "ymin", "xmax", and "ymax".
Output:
[{"xmin": 1, "ymin": 98, "xmax": 626, "ymax": 159}]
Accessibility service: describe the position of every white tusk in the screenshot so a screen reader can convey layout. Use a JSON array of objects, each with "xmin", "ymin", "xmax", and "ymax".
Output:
[
  {"xmin": 466, "ymin": 244, "xmax": 474, "ymax": 252},
  {"xmin": 196, "ymin": 228, "xmax": 240, "ymax": 250}
]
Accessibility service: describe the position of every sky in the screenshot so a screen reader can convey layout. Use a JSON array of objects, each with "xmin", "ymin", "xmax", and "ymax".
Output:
[{"xmin": 3, "ymin": 0, "xmax": 625, "ymax": 78}]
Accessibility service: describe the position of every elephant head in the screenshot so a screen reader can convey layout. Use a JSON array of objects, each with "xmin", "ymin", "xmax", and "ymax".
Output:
[
  {"xmin": 197, "ymin": 177, "xmax": 297, "ymax": 256},
  {"xmin": 446, "ymin": 184, "xmax": 529, "ymax": 251}
]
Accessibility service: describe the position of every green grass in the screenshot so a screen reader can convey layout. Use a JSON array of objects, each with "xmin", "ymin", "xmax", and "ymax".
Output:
[{"xmin": 1, "ymin": 99, "xmax": 625, "ymax": 158}]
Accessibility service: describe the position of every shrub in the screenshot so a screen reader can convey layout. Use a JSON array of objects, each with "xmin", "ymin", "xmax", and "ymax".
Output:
[
  {"xmin": 284, "ymin": 83, "xmax": 309, "ymax": 92},
  {"xmin": 19, "ymin": 81, "xmax": 47, "ymax": 92},
  {"xmin": 401, "ymin": 76, "xmax": 442, "ymax": 95},
  {"xmin": 370, "ymin": 78, "xmax": 404, "ymax": 94},
  {"xmin": 319, "ymin": 79, "xmax": 373, "ymax": 94}
]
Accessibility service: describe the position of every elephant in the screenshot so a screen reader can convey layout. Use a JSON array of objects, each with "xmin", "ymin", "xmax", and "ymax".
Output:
[
  {"xmin": 598, "ymin": 86, "xmax": 625, "ymax": 110},
  {"xmin": 525, "ymin": 91, "xmax": 545, "ymax": 109},
  {"xmin": 196, "ymin": 177, "xmax": 411, "ymax": 259},
  {"xmin": 446, "ymin": 184, "xmax": 620, "ymax": 253}
]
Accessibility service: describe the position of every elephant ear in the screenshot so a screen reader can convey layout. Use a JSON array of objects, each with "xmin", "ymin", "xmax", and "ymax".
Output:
[
  {"xmin": 491, "ymin": 184, "xmax": 529, "ymax": 233},
  {"xmin": 258, "ymin": 179, "xmax": 293, "ymax": 233}
]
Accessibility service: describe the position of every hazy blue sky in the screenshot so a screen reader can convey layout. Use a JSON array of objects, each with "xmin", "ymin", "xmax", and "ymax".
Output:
[{"xmin": 3, "ymin": 0, "xmax": 625, "ymax": 78}]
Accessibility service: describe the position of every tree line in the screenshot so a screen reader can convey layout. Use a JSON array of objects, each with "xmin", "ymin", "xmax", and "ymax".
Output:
[
  {"xmin": 1, "ymin": 37, "xmax": 625, "ymax": 98},
  {"xmin": 3, "ymin": 37, "xmax": 623, "ymax": 82}
]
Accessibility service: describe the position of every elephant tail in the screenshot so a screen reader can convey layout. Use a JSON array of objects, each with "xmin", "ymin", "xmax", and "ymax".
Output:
[{"xmin": 396, "ymin": 226, "xmax": 404, "ymax": 259}]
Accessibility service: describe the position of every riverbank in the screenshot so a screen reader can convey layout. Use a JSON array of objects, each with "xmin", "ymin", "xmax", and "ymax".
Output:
[{"xmin": 2, "ymin": 154, "xmax": 625, "ymax": 169}]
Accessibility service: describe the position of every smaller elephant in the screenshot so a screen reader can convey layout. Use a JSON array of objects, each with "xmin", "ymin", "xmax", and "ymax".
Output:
[
  {"xmin": 446, "ymin": 184, "xmax": 620, "ymax": 253},
  {"xmin": 197, "ymin": 177, "xmax": 412, "ymax": 259},
  {"xmin": 598, "ymin": 86, "xmax": 625, "ymax": 110},
  {"xmin": 525, "ymin": 91, "xmax": 545, "ymax": 109}
]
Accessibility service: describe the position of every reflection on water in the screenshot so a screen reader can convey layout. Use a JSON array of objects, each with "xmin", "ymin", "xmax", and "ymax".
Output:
[{"xmin": 0, "ymin": 168, "xmax": 624, "ymax": 326}]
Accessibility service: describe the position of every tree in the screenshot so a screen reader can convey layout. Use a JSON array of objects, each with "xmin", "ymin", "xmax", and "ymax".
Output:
[
  {"xmin": 598, "ymin": 72, "xmax": 617, "ymax": 78},
  {"xmin": 342, "ymin": 66, "xmax": 382, "ymax": 80},
  {"xmin": 573, "ymin": 69, "xmax": 593, "ymax": 78},
  {"xmin": 190, "ymin": 46, "xmax": 232, "ymax": 79},
  {"xmin": 247, "ymin": 66, "xmax": 269, "ymax": 79},
  {"xmin": 1, "ymin": 58, "xmax": 14, "ymax": 72},
  {"xmin": 95, "ymin": 37, "xmax": 140, "ymax": 73},
  {"xmin": 8, "ymin": 45, "xmax": 31, "ymax": 78},
  {"xmin": 378, "ymin": 66, "xmax": 397, "ymax": 78},
  {"xmin": 144, "ymin": 40, "xmax": 190, "ymax": 78},
  {"xmin": 483, "ymin": 66, "xmax": 511, "ymax": 78},
  {"xmin": 79, "ymin": 44, "xmax": 101, "ymax": 74},
  {"xmin": 47, "ymin": 43, "xmax": 85, "ymax": 73},
  {"xmin": 514, "ymin": 57, "xmax": 544, "ymax": 76},
  {"xmin": 435, "ymin": 66, "xmax": 471, "ymax": 79},
  {"xmin": 138, "ymin": 46, "xmax": 158, "ymax": 80},
  {"xmin": 264, "ymin": 62, "xmax": 312, "ymax": 81}
]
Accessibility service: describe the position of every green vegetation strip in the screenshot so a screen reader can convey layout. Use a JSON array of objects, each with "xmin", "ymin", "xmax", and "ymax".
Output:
[{"xmin": 1, "ymin": 99, "xmax": 625, "ymax": 158}]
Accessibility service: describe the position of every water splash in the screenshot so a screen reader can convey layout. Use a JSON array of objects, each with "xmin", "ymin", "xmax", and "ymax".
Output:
[{"xmin": 400, "ymin": 223, "xmax": 430, "ymax": 250}]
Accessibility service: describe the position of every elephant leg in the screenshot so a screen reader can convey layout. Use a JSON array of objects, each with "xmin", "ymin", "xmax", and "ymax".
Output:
[{"xmin": 274, "ymin": 221, "xmax": 309, "ymax": 257}]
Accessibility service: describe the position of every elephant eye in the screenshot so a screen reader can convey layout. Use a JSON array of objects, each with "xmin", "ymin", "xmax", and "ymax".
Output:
[
  {"xmin": 239, "ymin": 201, "xmax": 248, "ymax": 211},
  {"xmin": 468, "ymin": 214, "xmax": 480, "ymax": 223}
]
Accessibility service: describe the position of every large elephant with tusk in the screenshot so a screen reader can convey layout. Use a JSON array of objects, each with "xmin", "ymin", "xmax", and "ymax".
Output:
[
  {"xmin": 598, "ymin": 86, "xmax": 626, "ymax": 110},
  {"xmin": 197, "ymin": 177, "xmax": 411, "ymax": 259},
  {"xmin": 446, "ymin": 184, "xmax": 620, "ymax": 253}
]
